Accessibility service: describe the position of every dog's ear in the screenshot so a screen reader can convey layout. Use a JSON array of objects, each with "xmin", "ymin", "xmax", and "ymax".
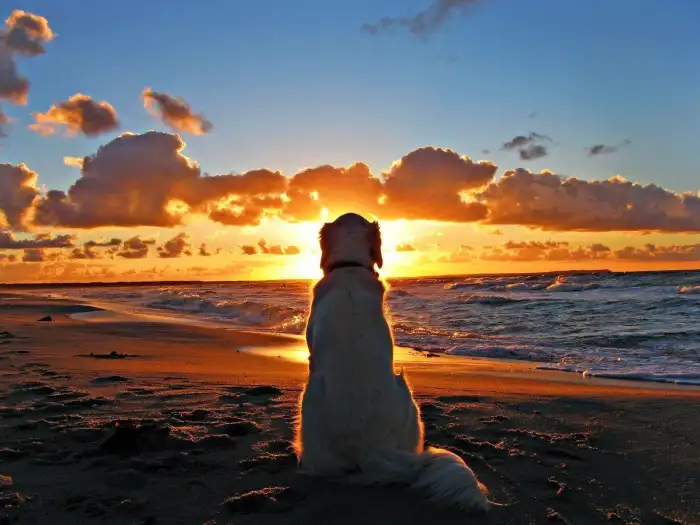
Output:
[
  {"xmin": 319, "ymin": 222, "xmax": 333, "ymax": 270},
  {"xmin": 368, "ymin": 220, "xmax": 383, "ymax": 269}
]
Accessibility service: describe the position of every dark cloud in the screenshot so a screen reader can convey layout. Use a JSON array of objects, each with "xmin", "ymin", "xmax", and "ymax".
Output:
[
  {"xmin": 3, "ymin": 10, "xmax": 54, "ymax": 57},
  {"xmin": 479, "ymin": 169, "xmax": 700, "ymax": 232},
  {"xmin": 117, "ymin": 236, "xmax": 155, "ymax": 259},
  {"xmin": 586, "ymin": 140, "xmax": 631, "ymax": 156},
  {"xmin": 157, "ymin": 232, "xmax": 192, "ymax": 258},
  {"xmin": 84, "ymin": 238, "xmax": 121, "ymax": 248},
  {"xmin": 70, "ymin": 246, "xmax": 101, "ymax": 260},
  {"xmin": 22, "ymin": 248, "xmax": 46, "ymax": 262},
  {"xmin": 0, "ymin": 229, "xmax": 75, "ymax": 249},
  {"xmin": 30, "ymin": 94, "xmax": 119, "ymax": 137},
  {"xmin": 502, "ymin": 132, "xmax": 551, "ymax": 161},
  {"xmin": 0, "ymin": 163, "xmax": 39, "ymax": 230},
  {"xmin": 396, "ymin": 243, "xmax": 416, "ymax": 252},
  {"xmin": 0, "ymin": 41, "xmax": 29, "ymax": 104},
  {"xmin": 240, "ymin": 239, "xmax": 301, "ymax": 256},
  {"xmin": 362, "ymin": 0, "xmax": 480, "ymax": 37},
  {"xmin": 142, "ymin": 88, "xmax": 212, "ymax": 135},
  {"xmin": 518, "ymin": 144, "xmax": 548, "ymax": 160},
  {"xmin": 198, "ymin": 243, "xmax": 220, "ymax": 256},
  {"xmin": 0, "ymin": 252, "xmax": 17, "ymax": 263}
]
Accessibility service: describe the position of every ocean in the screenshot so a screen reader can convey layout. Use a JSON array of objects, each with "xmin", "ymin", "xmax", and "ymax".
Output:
[{"xmin": 25, "ymin": 270, "xmax": 700, "ymax": 386}]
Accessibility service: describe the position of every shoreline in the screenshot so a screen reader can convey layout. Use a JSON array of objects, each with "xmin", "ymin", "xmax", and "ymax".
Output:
[
  {"xmin": 5, "ymin": 291, "xmax": 700, "ymax": 393},
  {"xmin": 1, "ymin": 294, "xmax": 699, "ymax": 523}
]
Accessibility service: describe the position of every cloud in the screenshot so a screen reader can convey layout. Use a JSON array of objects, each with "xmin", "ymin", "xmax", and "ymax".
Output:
[
  {"xmin": 0, "ymin": 163, "xmax": 39, "ymax": 230},
  {"xmin": 69, "ymin": 246, "xmax": 102, "ymax": 260},
  {"xmin": 396, "ymin": 242, "xmax": 416, "ymax": 252},
  {"xmin": 30, "ymin": 94, "xmax": 119, "ymax": 137},
  {"xmin": 0, "ymin": 229, "xmax": 75, "ymax": 249},
  {"xmin": 63, "ymin": 156, "xmax": 84, "ymax": 168},
  {"xmin": 3, "ymin": 10, "xmax": 54, "ymax": 57},
  {"xmin": 22, "ymin": 248, "xmax": 46, "ymax": 262},
  {"xmin": 438, "ymin": 244, "xmax": 473, "ymax": 263},
  {"xmin": 613, "ymin": 243, "xmax": 700, "ymax": 262},
  {"xmin": 283, "ymin": 162, "xmax": 382, "ymax": 222},
  {"xmin": 117, "ymin": 235, "xmax": 155, "ymax": 259},
  {"xmin": 501, "ymin": 132, "xmax": 551, "ymax": 161},
  {"xmin": 0, "ymin": 41, "xmax": 29, "ymax": 105},
  {"xmin": 474, "ymin": 240, "xmax": 700, "ymax": 263},
  {"xmin": 0, "ymin": 104, "xmax": 8, "ymax": 136},
  {"xmin": 379, "ymin": 147, "xmax": 496, "ymax": 222},
  {"xmin": 142, "ymin": 88, "xmax": 212, "ymax": 135},
  {"xmin": 586, "ymin": 139, "xmax": 631, "ymax": 156},
  {"xmin": 0, "ymin": 11, "xmax": 53, "ymax": 107},
  {"xmin": 34, "ymin": 131, "xmax": 286, "ymax": 229},
  {"xmin": 362, "ymin": 0, "xmax": 480, "ymax": 37},
  {"xmin": 240, "ymin": 239, "xmax": 301, "ymax": 256},
  {"xmin": 157, "ymin": 232, "xmax": 192, "ymax": 258},
  {"xmin": 0, "ymin": 253, "xmax": 16, "ymax": 263},
  {"xmin": 198, "ymin": 243, "xmax": 219, "ymax": 256},
  {"xmin": 479, "ymin": 169, "xmax": 700, "ymax": 232},
  {"xmin": 84, "ymin": 237, "xmax": 121, "ymax": 248}
]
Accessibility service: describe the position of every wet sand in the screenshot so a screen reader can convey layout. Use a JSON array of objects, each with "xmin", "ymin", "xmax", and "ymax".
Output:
[{"xmin": 0, "ymin": 294, "xmax": 698, "ymax": 524}]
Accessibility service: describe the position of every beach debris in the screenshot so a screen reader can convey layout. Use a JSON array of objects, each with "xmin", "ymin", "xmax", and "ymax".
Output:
[
  {"xmin": 242, "ymin": 385, "xmax": 283, "ymax": 397},
  {"xmin": 223, "ymin": 486, "xmax": 298, "ymax": 514},
  {"xmin": 91, "ymin": 375, "xmax": 130, "ymax": 384},
  {"xmin": 37, "ymin": 316, "xmax": 54, "ymax": 322},
  {"xmin": 82, "ymin": 351, "xmax": 136, "ymax": 359},
  {"xmin": 99, "ymin": 422, "xmax": 174, "ymax": 456}
]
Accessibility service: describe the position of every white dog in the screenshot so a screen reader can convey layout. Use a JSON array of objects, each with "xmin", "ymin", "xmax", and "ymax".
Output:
[{"xmin": 294, "ymin": 212, "xmax": 489, "ymax": 514}]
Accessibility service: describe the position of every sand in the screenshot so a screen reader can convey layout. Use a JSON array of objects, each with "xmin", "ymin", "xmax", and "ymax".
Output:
[{"xmin": 0, "ymin": 293, "xmax": 698, "ymax": 525}]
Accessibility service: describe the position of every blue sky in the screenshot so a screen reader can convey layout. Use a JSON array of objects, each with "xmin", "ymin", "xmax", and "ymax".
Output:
[{"xmin": 3, "ymin": 0, "xmax": 699, "ymax": 194}]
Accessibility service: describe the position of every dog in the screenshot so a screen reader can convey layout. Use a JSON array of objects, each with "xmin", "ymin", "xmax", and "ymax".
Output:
[{"xmin": 294, "ymin": 212, "xmax": 489, "ymax": 514}]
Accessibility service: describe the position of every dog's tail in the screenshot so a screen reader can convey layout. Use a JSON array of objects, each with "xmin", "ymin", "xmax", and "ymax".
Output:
[{"xmin": 340, "ymin": 446, "xmax": 489, "ymax": 514}]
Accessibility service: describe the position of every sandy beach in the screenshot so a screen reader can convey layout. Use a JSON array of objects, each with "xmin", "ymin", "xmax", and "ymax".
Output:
[{"xmin": 0, "ymin": 293, "xmax": 698, "ymax": 525}]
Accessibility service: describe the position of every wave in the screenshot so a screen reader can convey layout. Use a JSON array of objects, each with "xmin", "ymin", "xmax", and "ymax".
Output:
[
  {"xmin": 678, "ymin": 285, "xmax": 700, "ymax": 294},
  {"xmin": 454, "ymin": 294, "xmax": 523, "ymax": 305},
  {"xmin": 446, "ymin": 343, "xmax": 556, "ymax": 361},
  {"xmin": 146, "ymin": 295, "xmax": 306, "ymax": 333},
  {"xmin": 546, "ymin": 277, "xmax": 600, "ymax": 292}
]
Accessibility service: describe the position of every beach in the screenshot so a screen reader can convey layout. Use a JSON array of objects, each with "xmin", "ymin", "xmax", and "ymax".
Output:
[{"xmin": 0, "ymin": 293, "xmax": 699, "ymax": 525}]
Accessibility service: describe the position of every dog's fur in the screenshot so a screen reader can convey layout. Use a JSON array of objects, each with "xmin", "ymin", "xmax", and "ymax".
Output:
[{"xmin": 294, "ymin": 212, "xmax": 489, "ymax": 514}]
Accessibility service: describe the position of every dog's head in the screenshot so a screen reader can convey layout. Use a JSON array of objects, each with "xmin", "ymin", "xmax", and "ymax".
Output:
[{"xmin": 318, "ymin": 213, "xmax": 383, "ymax": 274}]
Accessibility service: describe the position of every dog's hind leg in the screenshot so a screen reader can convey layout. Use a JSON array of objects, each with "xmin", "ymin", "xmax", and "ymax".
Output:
[{"xmin": 295, "ymin": 375, "xmax": 347, "ymax": 478}]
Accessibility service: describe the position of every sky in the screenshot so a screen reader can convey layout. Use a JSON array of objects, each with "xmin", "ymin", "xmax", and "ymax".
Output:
[{"xmin": 1, "ymin": 0, "xmax": 700, "ymax": 283}]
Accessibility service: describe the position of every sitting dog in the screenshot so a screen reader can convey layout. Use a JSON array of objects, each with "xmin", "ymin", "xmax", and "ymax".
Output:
[{"xmin": 294, "ymin": 212, "xmax": 489, "ymax": 514}]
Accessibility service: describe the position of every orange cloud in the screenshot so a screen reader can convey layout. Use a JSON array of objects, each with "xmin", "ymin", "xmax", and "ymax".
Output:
[
  {"xmin": 4, "ymin": 10, "xmax": 54, "ymax": 57},
  {"xmin": 0, "ymin": 104, "xmax": 8, "ymax": 136},
  {"xmin": 480, "ymin": 169, "xmax": 700, "ymax": 232},
  {"xmin": 396, "ymin": 242, "xmax": 416, "ymax": 252},
  {"xmin": 30, "ymin": 94, "xmax": 119, "ymax": 137},
  {"xmin": 0, "ymin": 163, "xmax": 39, "ymax": 230},
  {"xmin": 34, "ymin": 132, "xmax": 286, "ymax": 229},
  {"xmin": 142, "ymin": 88, "xmax": 212, "ymax": 135},
  {"xmin": 0, "ymin": 11, "xmax": 54, "ymax": 106}
]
